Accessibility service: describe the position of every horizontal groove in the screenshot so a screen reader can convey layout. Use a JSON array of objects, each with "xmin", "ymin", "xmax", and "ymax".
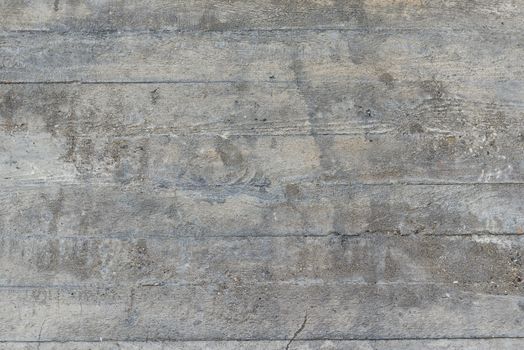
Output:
[
  {"xmin": 1, "ymin": 181, "xmax": 524, "ymax": 188},
  {"xmin": 2, "ymin": 336, "xmax": 524, "ymax": 343},
  {"xmin": 1, "ymin": 231, "xmax": 523, "ymax": 241},
  {"xmin": 1, "ymin": 79, "xmax": 523, "ymax": 85},
  {"xmin": 49, "ymin": 130, "xmax": 395, "ymax": 138},
  {"xmin": 0, "ymin": 280, "xmax": 498, "ymax": 289},
  {"xmin": 311, "ymin": 182, "xmax": 524, "ymax": 186},
  {"xmin": 1, "ymin": 26, "xmax": 521, "ymax": 36},
  {"xmin": 0, "ymin": 80, "xmax": 294, "ymax": 85}
]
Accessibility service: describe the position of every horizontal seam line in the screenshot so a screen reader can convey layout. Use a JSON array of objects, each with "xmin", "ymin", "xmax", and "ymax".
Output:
[
  {"xmin": 1, "ymin": 27, "xmax": 521, "ymax": 34},
  {"xmin": 1, "ymin": 232, "xmax": 523, "ymax": 241},
  {"xmin": 2, "ymin": 79, "xmax": 524, "ymax": 85},
  {"xmin": 0, "ymin": 280, "xmax": 508, "ymax": 288},
  {"xmin": 0, "ymin": 80, "xmax": 293, "ymax": 85},
  {"xmin": 2, "ymin": 182, "xmax": 524, "ymax": 187},
  {"xmin": 2, "ymin": 336, "xmax": 524, "ymax": 343}
]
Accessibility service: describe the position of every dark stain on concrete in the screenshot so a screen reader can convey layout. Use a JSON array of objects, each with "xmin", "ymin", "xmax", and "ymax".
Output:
[
  {"xmin": 47, "ymin": 189, "xmax": 65, "ymax": 235},
  {"xmin": 215, "ymin": 137, "xmax": 244, "ymax": 168}
]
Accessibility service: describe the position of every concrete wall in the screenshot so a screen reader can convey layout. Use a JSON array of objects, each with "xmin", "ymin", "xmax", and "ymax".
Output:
[{"xmin": 1, "ymin": 1, "xmax": 523, "ymax": 348}]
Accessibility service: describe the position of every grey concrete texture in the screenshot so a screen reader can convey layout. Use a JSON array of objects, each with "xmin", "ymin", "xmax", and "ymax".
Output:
[
  {"xmin": 0, "ymin": 0, "xmax": 523, "ymax": 348},
  {"xmin": 2, "ymin": 339, "xmax": 524, "ymax": 350}
]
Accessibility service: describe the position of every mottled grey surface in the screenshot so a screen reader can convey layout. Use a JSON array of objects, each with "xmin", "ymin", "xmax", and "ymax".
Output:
[{"xmin": 1, "ymin": 0, "xmax": 523, "ymax": 348}]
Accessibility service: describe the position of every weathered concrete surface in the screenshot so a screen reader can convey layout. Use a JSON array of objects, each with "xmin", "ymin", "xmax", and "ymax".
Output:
[
  {"xmin": 2, "ymin": 339, "xmax": 524, "ymax": 350},
  {"xmin": 1, "ymin": 0, "xmax": 522, "ymax": 32},
  {"xmin": 1, "ymin": 31, "xmax": 522, "ymax": 83},
  {"xmin": 0, "ymin": 0, "xmax": 523, "ymax": 347},
  {"xmin": 1, "ymin": 339, "xmax": 524, "ymax": 350},
  {"xmin": 2, "ymin": 283, "xmax": 524, "ymax": 340},
  {"xmin": 1, "ymin": 184, "xmax": 523, "ymax": 237},
  {"xmin": 1, "ymin": 83, "xmax": 522, "ymax": 185},
  {"xmin": 2, "ymin": 235, "xmax": 523, "ymax": 289}
]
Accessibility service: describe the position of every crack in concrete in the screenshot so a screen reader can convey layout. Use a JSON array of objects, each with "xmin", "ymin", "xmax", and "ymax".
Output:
[
  {"xmin": 285, "ymin": 313, "xmax": 307, "ymax": 350},
  {"xmin": 36, "ymin": 319, "xmax": 46, "ymax": 350}
]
